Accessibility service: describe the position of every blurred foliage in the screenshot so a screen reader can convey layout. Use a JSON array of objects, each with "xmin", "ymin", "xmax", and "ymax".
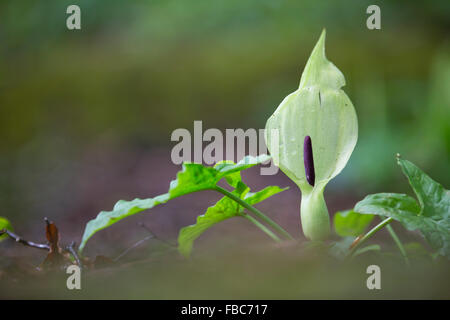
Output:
[{"xmin": 0, "ymin": 0, "xmax": 449, "ymax": 223}]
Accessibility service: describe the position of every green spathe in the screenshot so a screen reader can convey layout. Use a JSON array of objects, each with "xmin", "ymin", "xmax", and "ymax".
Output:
[{"xmin": 265, "ymin": 30, "xmax": 358, "ymax": 240}]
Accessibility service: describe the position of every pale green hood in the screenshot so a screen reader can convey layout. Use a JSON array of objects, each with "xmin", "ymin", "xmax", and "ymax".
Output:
[{"xmin": 265, "ymin": 30, "xmax": 358, "ymax": 240}]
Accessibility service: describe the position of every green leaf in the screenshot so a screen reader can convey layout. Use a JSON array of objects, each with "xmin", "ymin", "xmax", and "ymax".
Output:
[
  {"xmin": 214, "ymin": 160, "xmax": 242, "ymax": 188},
  {"xmin": 178, "ymin": 184, "xmax": 286, "ymax": 257},
  {"xmin": 355, "ymin": 193, "xmax": 421, "ymax": 219},
  {"xmin": 244, "ymin": 185, "xmax": 289, "ymax": 205},
  {"xmin": 79, "ymin": 154, "xmax": 271, "ymax": 253},
  {"xmin": 333, "ymin": 210, "xmax": 374, "ymax": 237},
  {"xmin": 169, "ymin": 154, "xmax": 271, "ymax": 197},
  {"xmin": 397, "ymin": 157, "xmax": 450, "ymax": 219},
  {"xmin": 79, "ymin": 194, "xmax": 170, "ymax": 252},
  {"xmin": 355, "ymin": 193, "xmax": 450, "ymax": 258},
  {"xmin": 177, "ymin": 185, "xmax": 248, "ymax": 258},
  {"xmin": 0, "ymin": 217, "xmax": 13, "ymax": 242}
]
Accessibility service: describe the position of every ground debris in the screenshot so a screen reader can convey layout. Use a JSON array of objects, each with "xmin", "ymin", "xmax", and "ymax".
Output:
[{"xmin": 0, "ymin": 218, "xmax": 82, "ymax": 273}]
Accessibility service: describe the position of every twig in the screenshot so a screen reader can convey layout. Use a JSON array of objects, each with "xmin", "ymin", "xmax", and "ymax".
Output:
[
  {"xmin": 114, "ymin": 222, "xmax": 178, "ymax": 262},
  {"xmin": 114, "ymin": 234, "xmax": 155, "ymax": 262},
  {"xmin": 138, "ymin": 222, "xmax": 177, "ymax": 248},
  {"xmin": 65, "ymin": 241, "xmax": 83, "ymax": 269},
  {"xmin": 0, "ymin": 229, "xmax": 50, "ymax": 251}
]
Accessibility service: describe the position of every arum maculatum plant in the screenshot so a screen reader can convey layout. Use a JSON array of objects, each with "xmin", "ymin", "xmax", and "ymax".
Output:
[
  {"xmin": 265, "ymin": 29, "xmax": 358, "ymax": 241},
  {"xmin": 16, "ymin": 29, "xmax": 443, "ymax": 265},
  {"xmin": 1, "ymin": 29, "xmax": 448, "ymax": 274},
  {"xmin": 76, "ymin": 29, "xmax": 360, "ymax": 258}
]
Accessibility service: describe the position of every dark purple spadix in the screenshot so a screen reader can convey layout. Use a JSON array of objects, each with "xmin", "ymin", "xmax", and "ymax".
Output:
[{"xmin": 303, "ymin": 135, "xmax": 315, "ymax": 186}]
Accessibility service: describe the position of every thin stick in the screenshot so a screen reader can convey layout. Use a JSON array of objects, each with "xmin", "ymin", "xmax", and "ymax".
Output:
[
  {"xmin": 214, "ymin": 186, "xmax": 294, "ymax": 240},
  {"xmin": 138, "ymin": 222, "xmax": 177, "ymax": 248},
  {"xmin": 65, "ymin": 241, "xmax": 83, "ymax": 269},
  {"xmin": 0, "ymin": 229, "xmax": 50, "ymax": 251},
  {"xmin": 114, "ymin": 234, "xmax": 155, "ymax": 262}
]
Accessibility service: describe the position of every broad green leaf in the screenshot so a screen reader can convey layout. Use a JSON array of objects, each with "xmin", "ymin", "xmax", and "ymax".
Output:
[
  {"xmin": 178, "ymin": 184, "xmax": 249, "ymax": 258},
  {"xmin": 265, "ymin": 30, "xmax": 358, "ymax": 240},
  {"xmin": 333, "ymin": 210, "xmax": 374, "ymax": 237},
  {"xmin": 79, "ymin": 194, "xmax": 170, "ymax": 252},
  {"xmin": 169, "ymin": 154, "xmax": 271, "ymax": 197},
  {"xmin": 355, "ymin": 193, "xmax": 450, "ymax": 258},
  {"xmin": 214, "ymin": 160, "xmax": 242, "ymax": 188},
  {"xmin": 395, "ymin": 158, "xmax": 450, "ymax": 257},
  {"xmin": 0, "ymin": 217, "xmax": 13, "ymax": 242},
  {"xmin": 355, "ymin": 193, "xmax": 421, "ymax": 218},
  {"xmin": 80, "ymin": 154, "xmax": 272, "ymax": 253},
  {"xmin": 244, "ymin": 185, "xmax": 289, "ymax": 205},
  {"xmin": 178, "ymin": 184, "xmax": 287, "ymax": 257},
  {"xmin": 397, "ymin": 157, "xmax": 450, "ymax": 219}
]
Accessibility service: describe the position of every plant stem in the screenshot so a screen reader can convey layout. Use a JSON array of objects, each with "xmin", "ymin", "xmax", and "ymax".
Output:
[
  {"xmin": 386, "ymin": 223, "xmax": 410, "ymax": 267},
  {"xmin": 214, "ymin": 185, "xmax": 294, "ymax": 240},
  {"xmin": 65, "ymin": 241, "xmax": 83, "ymax": 269},
  {"xmin": 242, "ymin": 214, "xmax": 281, "ymax": 242},
  {"xmin": 348, "ymin": 217, "xmax": 393, "ymax": 256},
  {"xmin": 0, "ymin": 229, "xmax": 50, "ymax": 251}
]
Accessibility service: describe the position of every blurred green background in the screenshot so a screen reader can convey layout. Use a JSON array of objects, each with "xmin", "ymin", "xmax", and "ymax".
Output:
[{"xmin": 0, "ymin": 0, "xmax": 449, "ymax": 236}]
